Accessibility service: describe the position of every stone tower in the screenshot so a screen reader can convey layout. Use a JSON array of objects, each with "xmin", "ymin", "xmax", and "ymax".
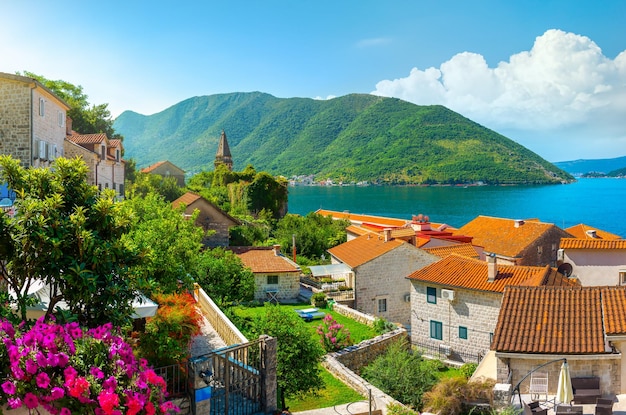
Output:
[{"xmin": 214, "ymin": 130, "xmax": 233, "ymax": 171}]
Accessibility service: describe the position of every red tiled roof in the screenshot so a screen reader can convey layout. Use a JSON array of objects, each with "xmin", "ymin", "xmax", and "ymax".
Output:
[
  {"xmin": 109, "ymin": 139, "xmax": 123, "ymax": 148},
  {"xmin": 171, "ymin": 192, "xmax": 202, "ymax": 209},
  {"xmin": 492, "ymin": 286, "xmax": 626, "ymax": 354},
  {"xmin": 141, "ymin": 161, "xmax": 167, "ymax": 173},
  {"xmin": 454, "ymin": 216, "xmax": 559, "ymax": 258},
  {"xmin": 423, "ymin": 243, "xmax": 480, "ymax": 259},
  {"xmin": 228, "ymin": 247, "xmax": 300, "ymax": 274},
  {"xmin": 328, "ymin": 233, "xmax": 407, "ymax": 268},
  {"xmin": 406, "ymin": 254, "xmax": 574, "ymax": 293},
  {"xmin": 316, "ymin": 209, "xmax": 409, "ymax": 227},
  {"xmin": 345, "ymin": 225, "xmax": 374, "ymax": 236},
  {"xmin": 66, "ymin": 133, "xmax": 108, "ymax": 144},
  {"xmin": 559, "ymin": 238, "xmax": 626, "ymax": 250},
  {"xmin": 565, "ymin": 224, "xmax": 622, "ymax": 240}
]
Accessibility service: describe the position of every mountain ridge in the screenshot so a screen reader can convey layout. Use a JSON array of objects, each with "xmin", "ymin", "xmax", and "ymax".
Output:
[{"xmin": 114, "ymin": 92, "xmax": 573, "ymax": 184}]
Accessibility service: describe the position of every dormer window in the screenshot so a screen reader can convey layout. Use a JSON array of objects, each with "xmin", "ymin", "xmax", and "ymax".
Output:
[{"xmin": 101, "ymin": 145, "xmax": 106, "ymax": 159}]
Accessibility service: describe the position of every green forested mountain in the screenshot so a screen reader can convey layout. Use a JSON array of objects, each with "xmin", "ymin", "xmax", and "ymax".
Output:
[{"xmin": 114, "ymin": 92, "xmax": 573, "ymax": 184}]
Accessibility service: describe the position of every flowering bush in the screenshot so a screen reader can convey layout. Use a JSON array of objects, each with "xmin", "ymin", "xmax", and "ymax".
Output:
[
  {"xmin": 0, "ymin": 318, "xmax": 178, "ymax": 415},
  {"xmin": 316, "ymin": 314, "xmax": 352, "ymax": 352}
]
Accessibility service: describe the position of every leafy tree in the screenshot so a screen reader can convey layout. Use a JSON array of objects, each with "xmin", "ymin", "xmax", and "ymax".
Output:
[
  {"xmin": 125, "ymin": 172, "xmax": 184, "ymax": 202},
  {"xmin": 194, "ymin": 248, "xmax": 255, "ymax": 306},
  {"xmin": 18, "ymin": 71, "xmax": 123, "ymax": 141},
  {"xmin": 361, "ymin": 340, "xmax": 438, "ymax": 410},
  {"xmin": 121, "ymin": 192, "xmax": 204, "ymax": 296},
  {"xmin": 251, "ymin": 304, "xmax": 325, "ymax": 410},
  {"xmin": 273, "ymin": 212, "xmax": 349, "ymax": 261},
  {"xmin": 247, "ymin": 172, "xmax": 288, "ymax": 219},
  {"xmin": 0, "ymin": 155, "xmax": 138, "ymax": 327}
]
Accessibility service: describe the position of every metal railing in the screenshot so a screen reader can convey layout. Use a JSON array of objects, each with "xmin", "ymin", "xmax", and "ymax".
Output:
[{"xmin": 413, "ymin": 340, "xmax": 484, "ymax": 364}]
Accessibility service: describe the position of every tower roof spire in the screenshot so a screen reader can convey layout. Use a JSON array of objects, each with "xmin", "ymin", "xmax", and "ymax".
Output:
[{"xmin": 215, "ymin": 130, "xmax": 233, "ymax": 171}]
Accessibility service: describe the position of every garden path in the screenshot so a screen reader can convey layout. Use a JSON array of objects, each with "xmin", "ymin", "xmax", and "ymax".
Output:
[{"xmin": 189, "ymin": 306, "xmax": 227, "ymax": 357}]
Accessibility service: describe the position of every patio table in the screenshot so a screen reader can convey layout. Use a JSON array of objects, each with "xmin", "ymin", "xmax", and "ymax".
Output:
[{"xmin": 556, "ymin": 405, "xmax": 583, "ymax": 415}]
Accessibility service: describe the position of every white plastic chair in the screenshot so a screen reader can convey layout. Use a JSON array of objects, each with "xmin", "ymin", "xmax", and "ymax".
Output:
[{"xmin": 529, "ymin": 371, "xmax": 549, "ymax": 402}]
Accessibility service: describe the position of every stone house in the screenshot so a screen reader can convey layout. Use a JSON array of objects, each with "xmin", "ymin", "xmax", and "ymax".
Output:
[
  {"xmin": 406, "ymin": 254, "xmax": 577, "ymax": 362},
  {"xmin": 453, "ymin": 215, "xmax": 573, "ymax": 266},
  {"xmin": 558, "ymin": 238, "xmax": 626, "ymax": 286},
  {"xmin": 141, "ymin": 160, "xmax": 186, "ymax": 187},
  {"xmin": 328, "ymin": 232, "xmax": 439, "ymax": 326},
  {"xmin": 0, "ymin": 72, "xmax": 70, "ymax": 169},
  {"xmin": 171, "ymin": 192, "xmax": 240, "ymax": 247},
  {"xmin": 228, "ymin": 246, "xmax": 301, "ymax": 303},
  {"xmin": 492, "ymin": 285, "xmax": 626, "ymax": 396},
  {"xmin": 65, "ymin": 132, "xmax": 125, "ymax": 198}
]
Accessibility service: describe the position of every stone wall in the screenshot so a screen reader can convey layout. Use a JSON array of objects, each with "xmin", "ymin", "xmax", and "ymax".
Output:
[
  {"xmin": 254, "ymin": 272, "xmax": 300, "ymax": 301},
  {"xmin": 332, "ymin": 301, "xmax": 377, "ymax": 326},
  {"xmin": 356, "ymin": 244, "xmax": 438, "ymax": 327},
  {"xmin": 64, "ymin": 141, "xmax": 98, "ymax": 185},
  {"xmin": 31, "ymin": 88, "xmax": 67, "ymax": 170},
  {"xmin": 193, "ymin": 284, "xmax": 248, "ymax": 345},
  {"xmin": 333, "ymin": 327, "xmax": 409, "ymax": 374},
  {"xmin": 410, "ymin": 283, "xmax": 501, "ymax": 362},
  {"xmin": 0, "ymin": 78, "xmax": 32, "ymax": 166},
  {"xmin": 496, "ymin": 354, "xmax": 622, "ymax": 396}
]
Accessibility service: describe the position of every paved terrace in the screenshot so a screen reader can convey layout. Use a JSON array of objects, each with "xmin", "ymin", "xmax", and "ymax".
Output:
[{"xmin": 189, "ymin": 306, "xmax": 227, "ymax": 357}]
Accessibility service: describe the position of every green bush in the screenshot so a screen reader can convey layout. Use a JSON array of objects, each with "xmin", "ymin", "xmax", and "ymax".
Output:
[
  {"xmin": 311, "ymin": 292, "xmax": 328, "ymax": 308},
  {"xmin": 460, "ymin": 362, "xmax": 478, "ymax": 378},
  {"xmin": 372, "ymin": 317, "xmax": 396, "ymax": 335},
  {"xmin": 387, "ymin": 403, "xmax": 420, "ymax": 415}
]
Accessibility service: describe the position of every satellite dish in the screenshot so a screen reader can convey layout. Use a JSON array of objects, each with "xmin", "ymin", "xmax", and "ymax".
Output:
[{"xmin": 557, "ymin": 263, "xmax": 573, "ymax": 278}]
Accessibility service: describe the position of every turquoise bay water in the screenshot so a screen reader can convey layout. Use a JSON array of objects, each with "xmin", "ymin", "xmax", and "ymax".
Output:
[{"xmin": 287, "ymin": 178, "xmax": 626, "ymax": 237}]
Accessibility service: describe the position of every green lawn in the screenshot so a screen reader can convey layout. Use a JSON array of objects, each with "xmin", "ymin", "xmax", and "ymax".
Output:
[
  {"xmin": 285, "ymin": 364, "xmax": 365, "ymax": 412},
  {"xmin": 231, "ymin": 302, "xmax": 378, "ymax": 344}
]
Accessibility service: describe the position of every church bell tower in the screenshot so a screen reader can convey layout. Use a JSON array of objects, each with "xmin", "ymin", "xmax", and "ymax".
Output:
[{"xmin": 214, "ymin": 130, "xmax": 233, "ymax": 171}]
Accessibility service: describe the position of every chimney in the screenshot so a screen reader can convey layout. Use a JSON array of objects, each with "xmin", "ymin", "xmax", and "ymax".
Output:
[
  {"xmin": 487, "ymin": 254, "xmax": 497, "ymax": 282},
  {"xmin": 272, "ymin": 244, "xmax": 281, "ymax": 256},
  {"xmin": 66, "ymin": 115, "xmax": 73, "ymax": 135},
  {"xmin": 514, "ymin": 219, "xmax": 525, "ymax": 228},
  {"xmin": 383, "ymin": 228, "xmax": 393, "ymax": 242},
  {"xmin": 586, "ymin": 229, "xmax": 598, "ymax": 238}
]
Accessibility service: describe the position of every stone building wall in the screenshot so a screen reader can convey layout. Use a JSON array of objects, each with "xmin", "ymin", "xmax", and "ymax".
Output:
[
  {"xmin": 0, "ymin": 78, "xmax": 32, "ymax": 166},
  {"xmin": 30, "ymin": 88, "xmax": 67, "ymax": 169},
  {"xmin": 253, "ymin": 272, "xmax": 300, "ymax": 302},
  {"xmin": 356, "ymin": 244, "xmax": 437, "ymax": 326},
  {"xmin": 63, "ymin": 140, "xmax": 97, "ymax": 185},
  {"xmin": 496, "ymin": 354, "xmax": 621, "ymax": 396},
  {"xmin": 518, "ymin": 226, "xmax": 572, "ymax": 267},
  {"xmin": 410, "ymin": 283, "xmax": 501, "ymax": 362}
]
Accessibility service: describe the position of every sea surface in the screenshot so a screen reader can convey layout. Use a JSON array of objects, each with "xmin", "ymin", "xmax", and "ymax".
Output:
[{"xmin": 287, "ymin": 178, "xmax": 626, "ymax": 237}]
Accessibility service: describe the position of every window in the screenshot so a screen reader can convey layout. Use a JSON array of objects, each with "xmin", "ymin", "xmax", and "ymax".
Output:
[
  {"xmin": 427, "ymin": 287, "xmax": 437, "ymax": 304},
  {"xmin": 116, "ymin": 149, "xmax": 120, "ymax": 161},
  {"xmin": 267, "ymin": 275, "xmax": 278, "ymax": 285},
  {"xmin": 459, "ymin": 326, "xmax": 468, "ymax": 340},
  {"xmin": 620, "ymin": 271, "xmax": 626, "ymax": 285},
  {"xmin": 57, "ymin": 111, "xmax": 64, "ymax": 127},
  {"xmin": 489, "ymin": 332, "xmax": 494, "ymax": 344},
  {"xmin": 39, "ymin": 98, "xmax": 45, "ymax": 116},
  {"xmin": 101, "ymin": 145, "xmax": 106, "ymax": 159},
  {"xmin": 430, "ymin": 320, "xmax": 443, "ymax": 340},
  {"xmin": 378, "ymin": 298, "xmax": 387, "ymax": 313},
  {"xmin": 537, "ymin": 246, "xmax": 543, "ymax": 255},
  {"xmin": 119, "ymin": 184, "xmax": 125, "ymax": 197}
]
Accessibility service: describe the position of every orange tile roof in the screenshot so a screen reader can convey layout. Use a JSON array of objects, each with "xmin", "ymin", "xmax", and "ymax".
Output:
[
  {"xmin": 328, "ymin": 233, "xmax": 407, "ymax": 268},
  {"xmin": 141, "ymin": 161, "xmax": 167, "ymax": 173},
  {"xmin": 559, "ymin": 238, "xmax": 626, "ymax": 250},
  {"xmin": 423, "ymin": 243, "xmax": 480, "ymax": 259},
  {"xmin": 416, "ymin": 237, "xmax": 430, "ymax": 248},
  {"xmin": 66, "ymin": 133, "xmax": 108, "ymax": 144},
  {"xmin": 406, "ymin": 254, "xmax": 574, "ymax": 293},
  {"xmin": 316, "ymin": 209, "xmax": 409, "ymax": 227},
  {"xmin": 108, "ymin": 139, "xmax": 123, "ymax": 149},
  {"xmin": 171, "ymin": 192, "xmax": 202, "ymax": 209},
  {"xmin": 454, "ymin": 216, "xmax": 559, "ymax": 258},
  {"xmin": 389, "ymin": 228, "xmax": 417, "ymax": 238},
  {"xmin": 565, "ymin": 224, "xmax": 622, "ymax": 240},
  {"xmin": 228, "ymin": 247, "xmax": 300, "ymax": 274},
  {"xmin": 345, "ymin": 225, "xmax": 374, "ymax": 236},
  {"xmin": 493, "ymin": 286, "xmax": 626, "ymax": 354}
]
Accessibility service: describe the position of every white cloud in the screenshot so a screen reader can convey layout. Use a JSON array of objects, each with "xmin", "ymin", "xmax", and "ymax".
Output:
[
  {"xmin": 313, "ymin": 95, "xmax": 337, "ymax": 100},
  {"xmin": 372, "ymin": 29, "xmax": 626, "ymax": 159}
]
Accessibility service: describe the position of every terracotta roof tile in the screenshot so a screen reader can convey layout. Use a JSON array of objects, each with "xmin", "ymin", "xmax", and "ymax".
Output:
[
  {"xmin": 345, "ymin": 225, "xmax": 374, "ymax": 236},
  {"xmin": 141, "ymin": 161, "xmax": 167, "ymax": 173},
  {"xmin": 423, "ymin": 243, "xmax": 480, "ymax": 259},
  {"xmin": 565, "ymin": 224, "xmax": 622, "ymax": 240},
  {"xmin": 66, "ymin": 133, "xmax": 108, "ymax": 145},
  {"xmin": 492, "ymin": 286, "xmax": 626, "ymax": 354},
  {"xmin": 228, "ymin": 247, "xmax": 300, "ymax": 274},
  {"xmin": 108, "ymin": 139, "xmax": 123, "ymax": 148},
  {"xmin": 316, "ymin": 209, "xmax": 409, "ymax": 227},
  {"xmin": 454, "ymin": 216, "xmax": 560, "ymax": 258},
  {"xmin": 560, "ymin": 238, "xmax": 626, "ymax": 250},
  {"xmin": 328, "ymin": 234, "xmax": 407, "ymax": 268},
  {"xmin": 389, "ymin": 228, "xmax": 417, "ymax": 238},
  {"xmin": 171, "ymin": 192, "xmax": 202, "ymax": 209},
  {"xmin": 406, "ymin": 254, "xmax": 572, "ymax": 293}
]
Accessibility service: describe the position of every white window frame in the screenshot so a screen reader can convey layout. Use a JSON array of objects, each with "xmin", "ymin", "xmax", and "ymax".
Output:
[
  {"xmin": 57, "ymin": 111, "xmax": 64, "ymax": 127},
  {"xmin": 620, "ymin": 270, "xmax": 626, "ymax": 285},
  {"xmin": 39, "ymin": 98, "xmax": 45, "ymax": 116}
]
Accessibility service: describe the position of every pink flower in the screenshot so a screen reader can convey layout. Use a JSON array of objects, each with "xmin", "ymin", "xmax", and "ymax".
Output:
[
  {"xmin": 50, "ymin": 386, "xmax": 65, "ymax": 400},
  {"xmin": 60, "ymin": 408, "xmax": 72, "ymax": 415},
  {"xmin": 1, "ymin": 380, "xmax": 16, "ymax": 395},
  {"xmin": 98, "ymin": 390, "xmax": 120, "ymax": 415},
  {"xmin": 8, "ymin": 397, "xmax": 22, "ymax": 409},
  {"xmin": 37, "ymin": 372, "xmax": 51, "ymax": 388},
  {"xmin": 24, "ymin": 392, "xmax": 39, "ymax": 409}
]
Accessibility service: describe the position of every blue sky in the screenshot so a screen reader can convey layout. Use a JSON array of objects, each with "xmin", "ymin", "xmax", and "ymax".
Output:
[{"xmin": 1, "ymin": 1, "xmax": 625, "ymax": 162}]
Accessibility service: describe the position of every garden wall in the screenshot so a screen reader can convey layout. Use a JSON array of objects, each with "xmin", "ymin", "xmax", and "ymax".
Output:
[
  {"xmin": 331, "ymin": 302, "xmax": 377, "ymax": 326},
  {"xmin": 193, "ymin": 283, "xmax": 248, "ymax": 345},
  {"xmin": 323, "ymin": 327, "xmax": 410, "ymax": 414}
]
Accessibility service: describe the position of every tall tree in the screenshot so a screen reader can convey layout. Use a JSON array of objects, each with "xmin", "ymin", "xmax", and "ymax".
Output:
[
  {"xmin": 18, "ymin": 71, "xmax": 123, "ymax": 141},
  {"xmin": 0, "ymin": 155, "xmax": 138, "ymax": 326},
  {"xmin": 252, "ymin": 304, "xmax": 324, "ymax": 410}
]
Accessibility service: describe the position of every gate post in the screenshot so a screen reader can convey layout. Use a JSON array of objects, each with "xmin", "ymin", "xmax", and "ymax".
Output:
[
  {"xmin": 260, "ymin": 335, "xmax": 278, "ymax": 414},
  {"xmin": 188, "ymin": 356, "xmax": 212, "ymax": 415}
]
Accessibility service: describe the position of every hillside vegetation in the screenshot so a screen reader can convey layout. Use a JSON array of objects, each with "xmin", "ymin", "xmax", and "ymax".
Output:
[{"xmin": 114, "ymin": 92, "xmax": 573, "ymax": 184}]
